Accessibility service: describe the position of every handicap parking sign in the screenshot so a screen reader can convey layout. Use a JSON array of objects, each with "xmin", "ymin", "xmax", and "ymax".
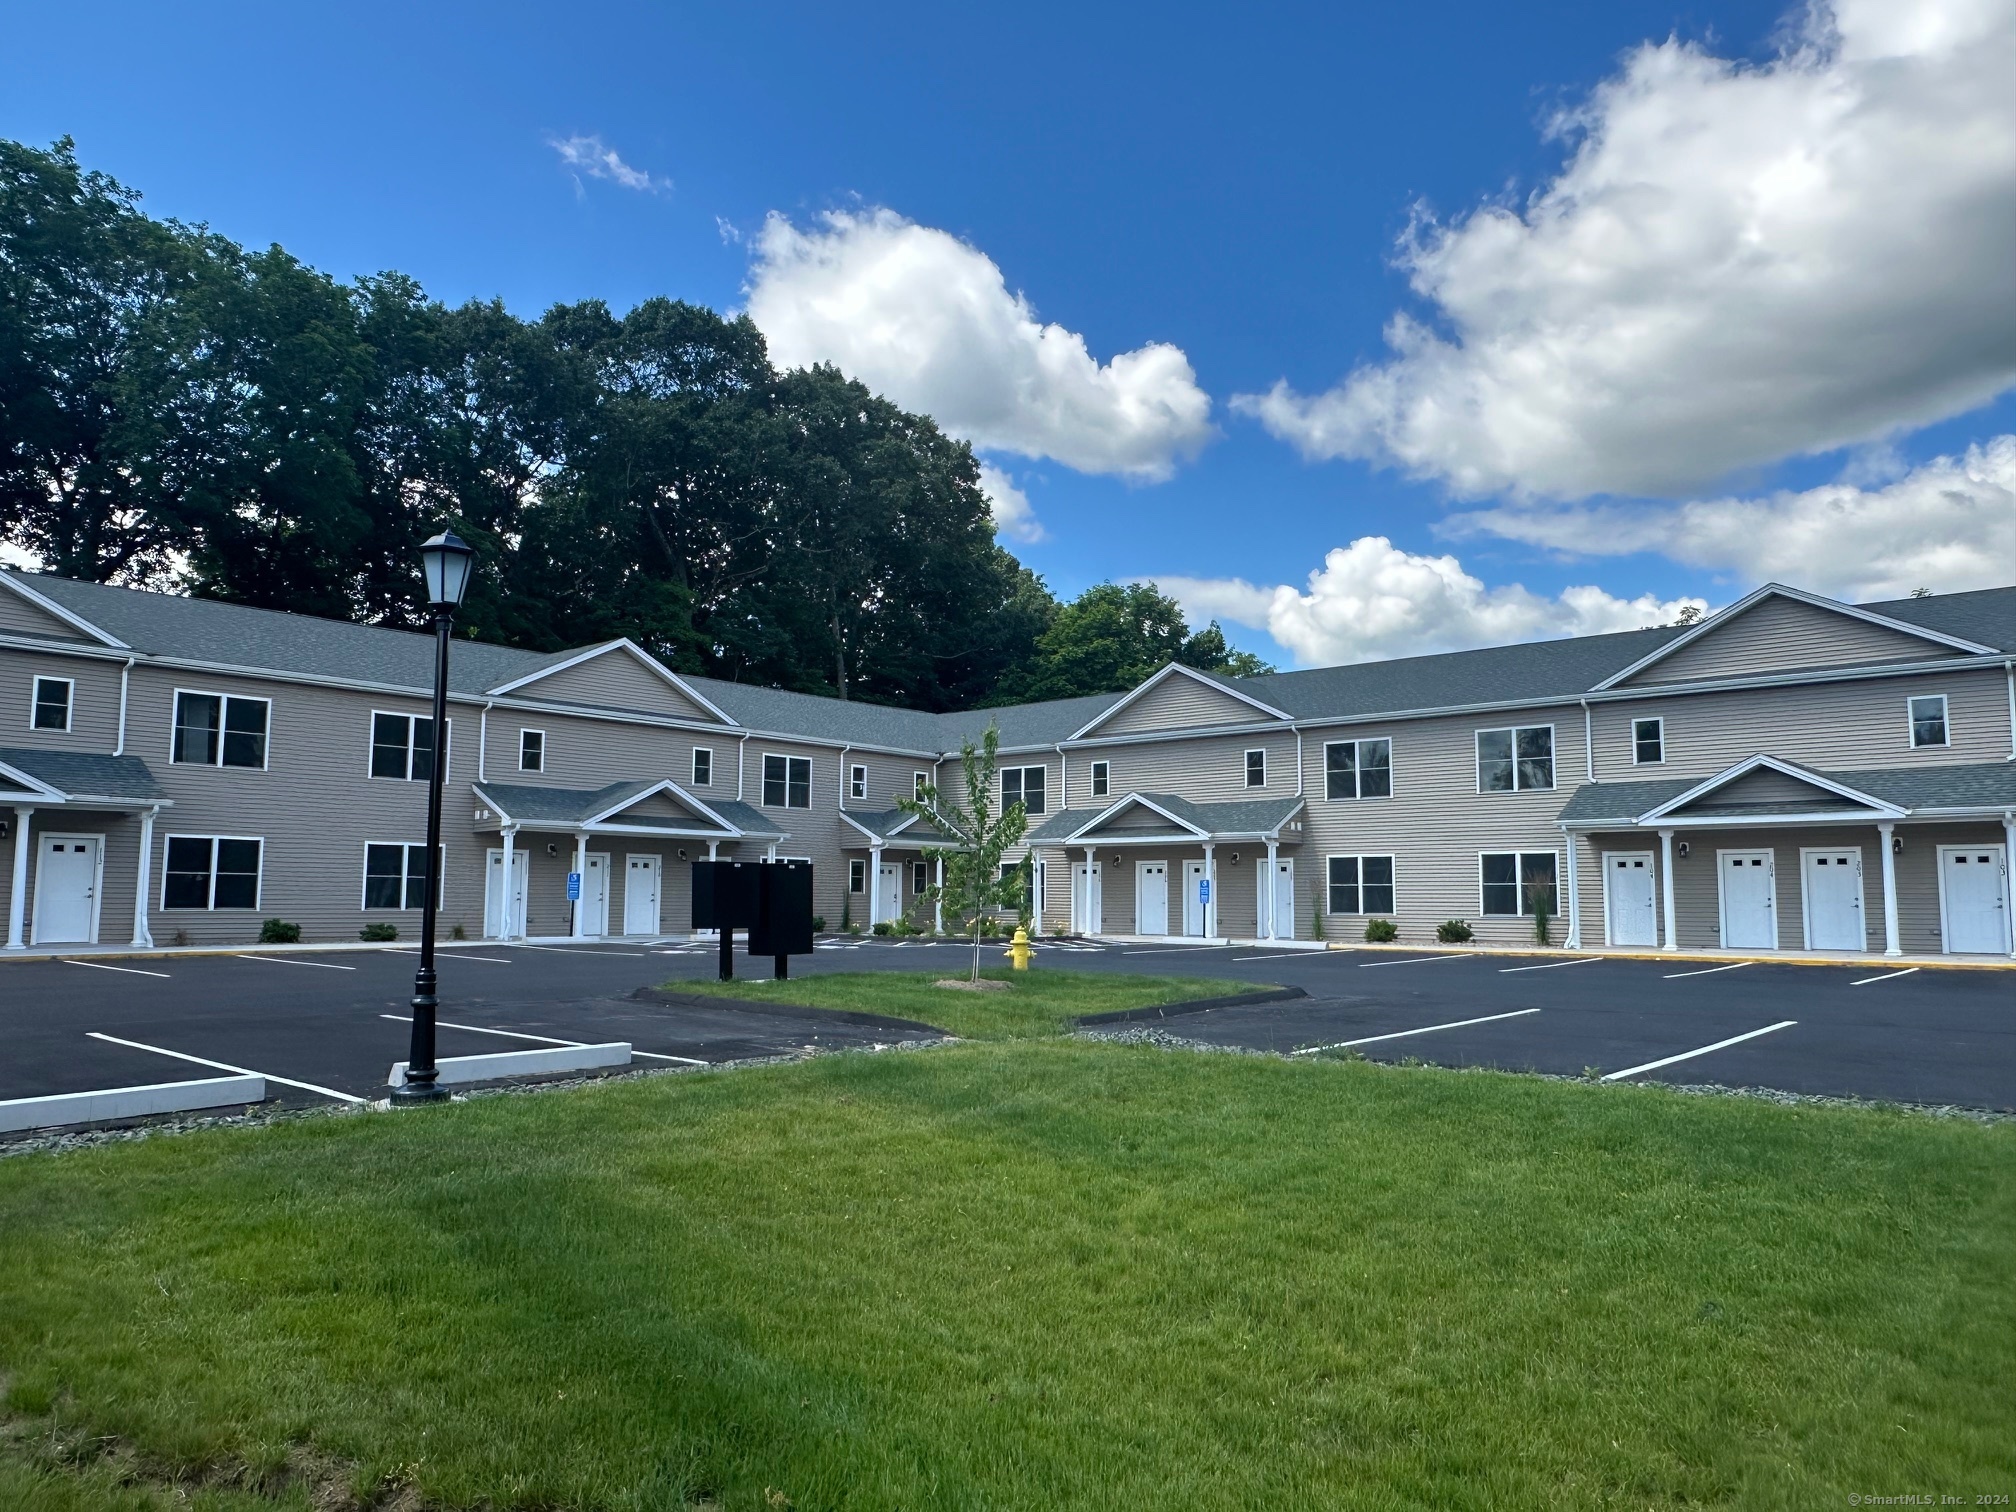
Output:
[
  {"xmin": 1199, "ymin": 878, "xmax": 1212, "ymax": 904},
  {"xmin": 566, "ymin": 871, "xmax": 582, "ymax": 901}
]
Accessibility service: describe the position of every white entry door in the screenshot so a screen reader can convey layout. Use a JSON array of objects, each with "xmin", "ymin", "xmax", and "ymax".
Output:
[
  {"xmin": 1136, "ymin": 860, "xmax": 1169, "ymax": 935},
  {"xmin": 1802, "ymin": 849, "xmax": 1865, "ymax": 951},
  {"xmin": 876, "ymin": 862, "xmax": 902, "ymax": 923},
  {"xmin": 1718, "ymin": 851, "xmax": 1776, "ymax": 950},
  {"xmin": 573, "ymin": 852, "xmax": 609, "ymax": 936},
  {"xmin": 1182, "ymin": 861, "xmax": 1208, "ymax": 936},
  {"xmin": 622, "ymin": 854, "xmax": 660, "ymax": 936},
  {"xmin": 1272, "ymin": 858, "xmax": 1295, "ymax": 940},
  {"xmin": 1940, "ymin": 845, "xmax": 2009, "ymax": 954},
  {"xmin": 33, "ymin": 834, "xmax": 102, "ymax": 944},
  {"xmin": 1073, "ymin": 862, "xmax": 1102, "ymax": 933},
  {"xmin": 1604, "ymin": 852, "xmax": 1658, "ymax": 947},
  {"xmin": 484, "ymin": 847, "xmax": 528, "ymax": 939}
]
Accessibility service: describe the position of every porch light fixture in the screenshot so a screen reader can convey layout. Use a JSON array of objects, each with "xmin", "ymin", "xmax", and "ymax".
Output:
[
  {"xmin": 1677, "ymin": 841, "xmax": 1690, "ymax": 860},
  {"xmin": 1892, "ymin": 834, "xmax": 1903, "ymax": 855},
  {"xmin": 392, "ymin": 528, "xmax": 478, "ymax": 1107}
]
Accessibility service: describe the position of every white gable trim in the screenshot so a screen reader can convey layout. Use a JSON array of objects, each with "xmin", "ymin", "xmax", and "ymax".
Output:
[
  {"xmin": 1635, "ymin": 754, "xmax": 1905, "ymax": 823},
  {"xmin": 1068, "ymin": 663, "xmax": 1290, "ymax": 741},
  {"xmin": 585, "ymin": 778, "xmax": 738, "ymax": 833},
  {"xmin": 1066, "ymin": 792, "xmax": 1209, "ymax": 842},
  {"xmin": 0, "ymin": 574, "xmax": 130, "ymax": 648},
  {"xmin": 484, "ymin": 639, "xmax": 739, "ymax": 724},
  {"xmin": 840, "ymin": 809, "xmax": 922, "ymax": 844},
  {"xmin": 0, "ymin": 759, "xmax": 69, "ymax": 800},
  {"xmin": 1593, "ymin": 584, "xmax": 1996, "ymax": 691}
]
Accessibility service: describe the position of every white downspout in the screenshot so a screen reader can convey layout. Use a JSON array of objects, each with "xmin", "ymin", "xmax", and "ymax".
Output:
[
  {"xmin": 2005, "ymin": 660, "xmax": 2015, "ymax": 760},
  {"xmin": 1294, "ymin": 728, "xmax": 1304, "ymax": 797},
  {"xmin": 1581, "ymin": 699, "xmax": 1595, "ymax": 783},
  {"xmin": 736, "ymin": 734, "xmax": 750, "ymax": 800},
  {"xmin": 114, "ymin": 657, "xmax": 135, "ymax": 755},
  {"xmin": 478, "ymin": 702, "xmax": 492, "ymax": 781}
]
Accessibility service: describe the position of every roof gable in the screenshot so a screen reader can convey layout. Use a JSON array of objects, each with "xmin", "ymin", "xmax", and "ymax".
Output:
[
  {"xmin": 1640, "ymin": 755, "xmax": 1903, "ymax": 823},
  {"xmin": 489, "ymin": 642, "xmax": 734, "ymax": 724},
  {"xmin": 1074, "ymin": 794, "xmax": 1205, "ymax": 839},
  {"xmin": 0, "ymin": 574, "xmax": 125, "ymax": 646},
  {"xmin": 1074, "ymin": 665, "xmax": 1287, "ymax": 740},
  {"xmin": 1604, "ymin": 586, "xmax": 1991, "ymax": 689}
]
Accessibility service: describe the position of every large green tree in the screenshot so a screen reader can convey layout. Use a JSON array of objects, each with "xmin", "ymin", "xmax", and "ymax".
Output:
[{"xmin": 991, "ymin": 581, "xmax": 1271, "ymax": 702}]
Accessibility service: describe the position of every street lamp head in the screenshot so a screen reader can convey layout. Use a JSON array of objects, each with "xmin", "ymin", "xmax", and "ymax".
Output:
[{"xmin": 419, "ymin": 530, "xmax": 475, "ymax": 610}]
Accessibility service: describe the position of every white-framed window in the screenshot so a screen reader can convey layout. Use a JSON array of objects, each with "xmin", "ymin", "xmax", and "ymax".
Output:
[
  {"xmin": 1481, "ymin": 851, "xmax": 1558, "ymax": 916},
  {"xmin": 1324, "ymin": 738, "xmax": 1392, "ymax": 800},
  {"xmin": 1908, "ymin": 694, "xmax": 1949, "ymax": 748},
  {"xmin": 848, "ymin": 858, "xmax": 866, "ymax": 893},
  {"xmin": 692, "ymin": 747, "xmax": 713, "ymax": 785},
  {"xmin": 1476, "ymin": 726, "xmax": 1553, "ymax": 792},
  {"xmin": 914, "ymin": 771, "xmax": 930, "ymax": 800},
  {"xmin": 173, "ymin": 690, "xmax": 270, "ymax": 770},
  {"xmin": 1001, "ymin": 765, "xmax": 1046, "ymax": 814},
  {"xmin": 1632, "ymin": 717, "xmax": 1664, "ymax": 765},
  {"xmin": 762, "ymin": 753, "xmax": 812, "ymax": 808},
  {"xmin": 1244, "ymin": 749, "xmax": 1266, "ymax": 788},
  {"xmin": 363, "ymin": 842, "xmax": 444, "ymax": 910},
  {"xmin": 369, "ymin": 711, "xmax": 447, "ymax": 781},
  {"xmin": 31, "ymin": 676, "xmax": 73, "ymax": 732},
  {"xmin": 518, "ymin": 729, "xmax": 545, "ymax": 772},
  {"xmin": 912, "ymin": 860, "xmax": 929, "ymax": 894},
  {"xmin": 850, "ymin": 763, "xmax": 867, "ymax": 800},
  {"xmin": 162, "ymin": 835, "xmax": 263, "ymax": 910},
  {"xmin": 1327, "ymin": 855, "xmax": 1395, "ymax": 914},
  {"xmin": 1090, "ymin": 760, "xmax": 1109, "ymax": 798}
]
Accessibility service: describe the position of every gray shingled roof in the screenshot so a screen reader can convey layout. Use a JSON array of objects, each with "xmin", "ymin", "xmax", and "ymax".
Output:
[
  {"xmin": 0, "ymin": 748, "xmax": 167, "ymax": 802},
  {"xmin": 472, "ymin": 779, "xmax": 783, "ymax": 836},
  {"xmin": 1557, "ymin": 761, "xmax": 2016, "ymax": 824},
  {"xmin": 1026, "ymin": 792, "xmax": 1304, "ymax": 841},
  {"xmin": 839, "ymin": 807, "xmax": 956, "ymax": 846}
]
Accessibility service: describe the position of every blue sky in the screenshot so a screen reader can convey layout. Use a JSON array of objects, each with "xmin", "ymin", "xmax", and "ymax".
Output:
[{"xmin": 5, "ymin": 0, "xmax": 2012, "ymax": 666}]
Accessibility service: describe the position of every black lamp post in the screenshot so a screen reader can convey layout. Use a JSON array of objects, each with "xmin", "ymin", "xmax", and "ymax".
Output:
[{"xmin": 390, "ymin": 529, "xmax": 475, "ymax": 1106}]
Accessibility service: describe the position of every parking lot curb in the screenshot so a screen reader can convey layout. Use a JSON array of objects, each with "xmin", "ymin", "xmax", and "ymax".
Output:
[
  {"xmin": 1076, "ymin": 986, "xmax": 1309, "ymax": 1026},
  {"xmin": 632, "ymin": 986, "xmax": 949, "ymax": 1038}
]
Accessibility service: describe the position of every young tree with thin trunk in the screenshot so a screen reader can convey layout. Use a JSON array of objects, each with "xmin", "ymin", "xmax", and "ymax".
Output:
[{"xmin": 898, "ymin": 726, "xmax": 1029, "ymax": 983}]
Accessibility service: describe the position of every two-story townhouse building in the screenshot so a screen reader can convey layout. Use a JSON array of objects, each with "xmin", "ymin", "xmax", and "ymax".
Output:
[{"xmin": 3, "ymin": 570, "xmax": 2012, "ymax": 960}]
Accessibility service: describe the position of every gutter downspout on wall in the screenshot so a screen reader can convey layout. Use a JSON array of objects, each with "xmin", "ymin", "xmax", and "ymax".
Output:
[
  {"xmin": 736, "ymin": 733, "xmax": 750, "ymax": 801},
  {"xmin": 1581, "ymin": 699, "xmax": 1595, "ymax": 784},
  {"xmin": 478, "ymin": 702, "xmax": 493, "ymax": 782},
  {"xmin": 1293, "ymin": 727, "xmax": 1304, "ymax": 797},
  {"xmin": 2004, "ymin": 660, "xmax": 2014, "ymax": 759},
  {"xmin": 114, "ymin": 656, "xmax": 135, "ymax": 755},
  {"xmin": 838, "ymin": 744, "xmax": 851, "ymax": 811}
]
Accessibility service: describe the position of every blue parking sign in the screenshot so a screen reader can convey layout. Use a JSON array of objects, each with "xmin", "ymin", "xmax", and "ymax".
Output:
[
  {"xmin": 1199, "ymin": 878, "xmax": 1211, "ymax": 904},
  {"xmin": 566, "ymin": 871, "xmax": 582, "ymax": 901}
]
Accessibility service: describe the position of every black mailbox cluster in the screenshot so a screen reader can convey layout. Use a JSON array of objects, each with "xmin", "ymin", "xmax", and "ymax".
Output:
[{"xmin": 692, "ymin": 860, "xmax": 814, "ymax": 979}]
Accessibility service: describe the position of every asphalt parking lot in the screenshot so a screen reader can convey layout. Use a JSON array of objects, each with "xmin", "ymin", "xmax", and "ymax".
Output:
[{"xmin": 2, "ymin": 936, "xmax": 2010, "ymax": 1132}]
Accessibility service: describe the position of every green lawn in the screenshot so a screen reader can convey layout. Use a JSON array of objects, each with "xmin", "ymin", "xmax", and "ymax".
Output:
[
  {"xmin": 671, "ymin": 966, "xmax": 1241, "ymax": 1039},
  {"xmin": 2, "ymin": 1041, "xmax": 2010, "ymax": 1511}
]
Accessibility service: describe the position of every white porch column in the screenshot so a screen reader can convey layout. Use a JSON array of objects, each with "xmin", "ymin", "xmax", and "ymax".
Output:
[
  {"xmin": 2004, "ymin": 812, "xmax": 2016, "ymax": 959},
  {"xmin": 6, "ymin": 806, "xmax": 32, "ymax": 951},
  {"xmin": 1563, "ymin": 831, "xmax": 1583, "ymax": 950},
  {"xmin": 131, "ymin": 806, "xmax": 158, "ymax": 948},
  {"xmin": 1263, "ymin": 839, "xmax": 1279, "ymax": 939},
  {"xmin": 1877, "ymin": 822, "xmax": 1902, "ymax": 958},
  {"xmin": 1658, "ymin": 828, "xmax": 1679, "ymax": 951},
  {"xmin": 1031, "ymin": 855, "xmax": 1044, "ymax": 934},
  {"xmin": 499, "ymin": 826, "xmax": 517, "ymax": 940},
  {"xmin": 934, "ymin": 854, "xmax": 945, "ymax": 935},
  {"xmin": 1202, "ymin": 842, "xmax": 1217, "ymax": 939},
  {"xmin": 706, "ymin": 840, "xmax": 719, "ymax": 861},
  {"xmin": 1082, "ymin": 845, "xmax": 1099, "ymax": 935},
  {"xmin": 572, "ymin": 832, "xmax": 590, "ymax": 939},
  {"xmin": 867, "ymin": 844, "xmax": 883, "ymax": 927}
]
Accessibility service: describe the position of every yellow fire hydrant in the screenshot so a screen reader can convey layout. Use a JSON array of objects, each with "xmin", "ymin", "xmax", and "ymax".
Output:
[{"xmin": 1005, "ymin": 925, "xmax": 1034, "ymax": 970}]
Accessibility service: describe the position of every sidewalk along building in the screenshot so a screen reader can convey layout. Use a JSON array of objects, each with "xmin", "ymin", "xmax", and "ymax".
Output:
[{"xmin": 2, "ymin": 570, "xmax": 2012, "ymax": 959}]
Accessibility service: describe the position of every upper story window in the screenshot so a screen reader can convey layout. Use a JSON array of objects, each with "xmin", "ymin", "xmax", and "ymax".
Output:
[
  {"xmin": 914, "ymin": 771, "xmax": 930, "ymax": 800},
  {"xmin": 763, "ymin": 753, "xmax": 811, "ymax": 809},
  {"xmin": 1324, "ymin": 738, "xmax": 1392, "ymax": 800},
  {"xmin": 1632, "ymin": 717, "xmax": 1664, "ymax": 765},
  {"xmin": 1244, "ymin": 749, "xmax": 1266, "ymax": 788},
  {"xmin": 370, "ymin": 711, "xmax": 444, "ymax": 781},
  {"xmin": 1001, "ymin": 765, "xmax": 1046, "ymax": 815},
  {"xmin": 692, "ymin": 748, "xmax": 713, "ymax": 785},
  {"xmin": 1908, "ymin": 695, "xmax": 1948, "ymax": 748},
  {"xmin": 850, "ymin": 763, "xmax": 867, "ymax": 801},
  {"xmin": 1477, "ymin": 726, "xmax": 1553, "ymax": 792},
  {"xmin": 518, "ymin": 729, "xmax": 545, "ymax": 772},
  {"xmin": 1089, "ymin": 760, "xmax": 1110, "ymax": 798},
  {"xmin": 31, "ymin": 676, "xmax": 72, "ymax": 732},
  {"xmin": 174, "ymin": 691, "xmax": 270, "ymax": 770}
]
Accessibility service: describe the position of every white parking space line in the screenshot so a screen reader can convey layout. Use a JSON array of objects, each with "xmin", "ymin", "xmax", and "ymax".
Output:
[
  {"xmin": 85, "ymin": 1031, "xmax": 366, "ymax": 1104},
  {"xmin": 1851, "ymin": 967, "xmax": 1921, "ymax": 986},
  {"xmin": 1664, "ymin": 962, "xmax": 1754, "ymax": 979},
  {"xmin": 236, "ymin": 955, "xmax": 357, "ymax": 971},
  {"xmin": 1600, "ymin": 1021, "xmax": 1797, "ymax": 1081},
  {"xmin": 382, "ymin": 1014, "xmax": 709, "ymax": 1066},
  {"xmin": 1292, "ymin": 1007, "xmax": 1540, "ymax": 1055},
  {"xmin": 1358, "ymin": 953, "xmax": 1477, "ymax": 968},
  {"xmin": 509, "ymin": 944, "xmax": 649, "ymax": 957},
  {"xmin": 62, "ymin": 959, "xmax": 171, "ymax": 979},
  {"xmin": 1498, "ymin": 957, "xmax": 1602, "ymax": 974},
  {"xmin": 383, "ymin": 949, "xmax": 515, "ymax": 964},
  {"xmin": 1121, "ymin": 944, "xmax": 1234, "ymax": 955}
]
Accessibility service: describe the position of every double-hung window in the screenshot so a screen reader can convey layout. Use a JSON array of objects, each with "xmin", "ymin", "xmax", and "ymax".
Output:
[
  {"xmin": 31, "ymin": 676, "xmax": 72, "ymax": 731},
  {"xmin": 518, "ymin": 729, "xmax": 545, "ymax": 772},
  {"xmin": 1244, "ymin": 749, "xmax": 1266, "ymax": 788},
  {"xmin": 1632, "ymin": 718, "xmax": 1663, "ymax": 764},
  {"xmin": 1481, "ymin": 852, "xmax": 1557, "ymax": 916},
  {"xmin": 763, "ymin": 754, "xmax": 812, "ymax": 808},
  {"xmin": 174, "ymin": 691, "xmax": 269, "ymax": 769},
  {"xmin": 1324, "ymin": 738, "xmax": 1392, "ymax": 800},
  {"xmin": 1908, "ymin": 695, "xmax": 1949, "ymax": 748},
  {"xmin": 914, "ymin": 771, "xmax": 930, "ymax": 800},
  {"xmin": 1090, "ymin": 761, "xmax": 1110, "ymax": 798},
  {"xmin": 363, "ymin": 842, "xmax": 443, "ymax": 910},
  {"xmin": 848, "ymin": 858, "xmax": 866, "ymax": 893},
  {"xmin": 850, "ymin": 764, "xmax": 868, "ymax": 801},
  {"xmin": 912, "ymin": 860, "xmax": 929, "ymax": 894},
  {"xmin": 370, "ymin": 712, "xmax": 444, "ymax": 781},
  {"xmin": 162, "ymin": 836, "xmax": 263, "ymax": 910},
  {"xmin": 1327, "ymin": 855, "xmax": 1395, "ymax": 915},
  {"xmin": 1477, "ymin": 726, "xmax": 1553, "ymax": 792},
  {"xmin": 692, "ymin": 748, "xmax": 712, "ymax": 785},
  {"xmin": 1002, "ymin": 765, "xmax": 1046, "ymax": 815}
]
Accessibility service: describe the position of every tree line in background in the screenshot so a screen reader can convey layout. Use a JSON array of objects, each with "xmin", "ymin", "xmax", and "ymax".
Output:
[{"xmin": 0, "ymin": 138, "xmax": 1268, "ymax": 711}]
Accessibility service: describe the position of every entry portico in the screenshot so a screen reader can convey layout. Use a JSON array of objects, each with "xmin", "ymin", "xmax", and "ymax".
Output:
[{"xmin": 1, "ymin": 748, "xmax": 169, "ymax": 950}]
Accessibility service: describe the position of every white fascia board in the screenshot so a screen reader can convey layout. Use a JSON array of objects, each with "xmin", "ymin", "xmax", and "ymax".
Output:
[
  {"xmin": 482, "ymin": 639, "xmax": 741, "ymax": 724},
  {"xmin": 1634, "ymin": 754, "xmax": 1905, "ymax": 822},
  {"xmin": 0, "ymin": 760, "xmax": 66, "ymax": 800},
  {"xmin": 470, "ymin": 783, "xmax": 519, "ymax": 827},
  {"xmin": 1584, "ymin": 653, "xmax": 2007, "ymax": 704},
  {"xmin": 0, "ymin": 633, "xmax": 134, "ymax": 663},
  {"xmin": 1067, "ymin": 792, "xmax": 1207, "ymax": 842},
  {"xmin": 583, "ymin": 778, "xmax": 739, "ymax": 834},
  {"xmin": 0, "ymin": 574, "xmax": 129, "ymax": 648},
  {"xmin": 1060, "ymin": 716, "xmax": 1296, "ymax": 751},
  {"xmin": 839, "ymin": 809, "xmax": 920, "ymax": 844},
  {"xmin": 1066, "ymin": 663, "xmax": 1291, "ymax": 742},
  {"xmin": 1648, "ymin": 809, "xmax": 1906, "ymax": 828}
]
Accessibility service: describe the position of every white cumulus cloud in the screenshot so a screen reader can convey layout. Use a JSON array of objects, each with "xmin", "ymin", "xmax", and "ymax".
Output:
[
  {"xmin": 1446, "ymin": 435, "xmax": 2016, "ymax": 602},
  {"xmin": 549, "ymin": 134, "xmax": 668, "ymax": 193},
  {"xmin": 746, "ymin": 208, "xmax": 1214, "ymax": 480},
  {"xmin": 977, "ymin": 463, "xmax": 1046, "ymax": 544},
  {"xmin": 1234, "ymin": 0, "xmax": 2016, "ymax": 499},
  {"xmin": 1154, "ymin": 537, "xmax": 1706, "ymax": 667}
]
